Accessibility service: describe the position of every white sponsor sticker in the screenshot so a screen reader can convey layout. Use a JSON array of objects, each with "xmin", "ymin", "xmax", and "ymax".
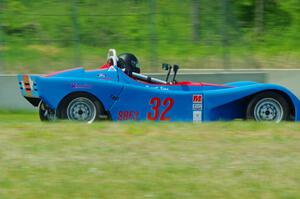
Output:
[
  {"xmin": 145, "ymin": 85, "xmax": 169, "ymax": 90},
  {"xmin": 193, "ymin": 103, "xmax": 202, "ymax": 111},
  {"xmin": 192, "ymin": 94, "xmax": 203, "ymax": 122},
  {"xmin": 193, "ymin": 111, "xmax": 202, "ymax": 122}
]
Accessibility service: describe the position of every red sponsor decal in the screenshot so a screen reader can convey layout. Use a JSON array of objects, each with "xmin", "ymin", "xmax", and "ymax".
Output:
[
  {"xmin": 147, "ymin": 97, "xmax": 174, "ymax": 121},
  {"xmin": 118, "ymin": 111, "xmax": 138, "ymax": 121},
  {"xmin": 193, "ymin": 95, "xmax": 202, "ymax": 103},
  {"xmin": 23, "ymin": 75, "xmax": 32, "ymax": 96}
]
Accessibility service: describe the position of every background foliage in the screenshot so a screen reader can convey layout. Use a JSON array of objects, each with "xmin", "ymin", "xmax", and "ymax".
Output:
[{"xmin": 0, "ymin": 0, "xmax": 300, "ymax": 73}]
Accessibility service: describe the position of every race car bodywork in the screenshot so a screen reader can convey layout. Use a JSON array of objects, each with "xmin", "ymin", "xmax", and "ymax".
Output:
[{"xmin": 17, "ymin": 50, "xmax": 300, "ymax": 123}]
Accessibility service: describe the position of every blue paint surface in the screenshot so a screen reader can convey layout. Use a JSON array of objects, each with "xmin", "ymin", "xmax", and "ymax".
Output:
[{"xmin": 17, "ymin": 66, "xmax": 300, "ymax": 121}]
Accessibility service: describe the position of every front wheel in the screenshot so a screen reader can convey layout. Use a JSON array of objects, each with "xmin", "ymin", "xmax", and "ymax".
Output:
[
  {"xmin": 246, "ymin": 91, "xmax": 290, "ymax": 122},
  {"xmin": 58, "ymin": 93, "xmax": 104, "ymax": 123}
]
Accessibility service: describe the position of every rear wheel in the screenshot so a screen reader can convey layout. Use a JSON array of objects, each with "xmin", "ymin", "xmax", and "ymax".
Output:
[
  {"xmin": 39, "ymin": 101, "xmax": 56, "ymax": 121},
  {"xmin": 246, "ymin": 91, "xmax": 290, "ymax": 122},
  {"xmin": 58, "ymin": 93, "xmax": 105, "ymax": 123}
]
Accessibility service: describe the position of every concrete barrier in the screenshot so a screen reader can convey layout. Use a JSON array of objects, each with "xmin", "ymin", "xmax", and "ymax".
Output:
[
  {"xmin": 0, "ymin": 75, "xmax": 34, "ymax": 110},
  {"xmin": 150, "ymin": 70, "xmax": 266, "ymax": 84},
  {"xmin": 1, "ymin": 69, "xmax": 299, "ymax": 110},
  {"xmin": 174, "ymin": 69, "xmax": 300, "ymax": 98}
]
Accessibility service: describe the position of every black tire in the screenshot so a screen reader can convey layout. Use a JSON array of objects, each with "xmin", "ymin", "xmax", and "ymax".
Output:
[
  {"xmin": 57, "ymin": 93, "xmax": 105, "ymax": 123},
  {"xmin": 246, "ymin": 91, "xmax": 290, "ymax": 122},
  {"xmin": 39, "ymin": 101, "xmax": 56, "ymax": 122}
]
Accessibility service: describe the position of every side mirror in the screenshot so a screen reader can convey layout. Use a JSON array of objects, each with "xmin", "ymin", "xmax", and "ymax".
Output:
[
  {"xmin": 173, "ymin": 64, "xmax": 179, "ymax": 72},
  {"xmin": 162, "ymin": 63, "xmax": 170, "ymax": 71},
  {"xmin": 172, "ymin": 64, "xmax": 180, "ymax": 83},
  {"xmin": 162, "ymin": 63, "xmax": 172, "ymax": 82}
]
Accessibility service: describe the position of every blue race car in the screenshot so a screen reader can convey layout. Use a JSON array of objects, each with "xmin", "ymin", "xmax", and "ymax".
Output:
[{"xmin": 18, "ymin": 49, "xmax": 300, "ymax": 123}]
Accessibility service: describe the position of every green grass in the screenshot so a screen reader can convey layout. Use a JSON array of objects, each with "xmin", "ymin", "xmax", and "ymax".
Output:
[
  {"xmin": 0, "ymin": 112, "xmax": 300, "ymax": 198},
  {"xmin": 3, "ymin": 42, "xmax": 300, "ymax": 74}
]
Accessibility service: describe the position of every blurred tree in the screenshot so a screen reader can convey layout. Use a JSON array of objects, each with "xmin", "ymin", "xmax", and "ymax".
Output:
[
  {"xmin": 2, "ymin": 0, "xmax": 29, "ymax": 36},
  {"xmin": 221, "ymin": 0, "xmax": 230, "ymax": 69},
  {"xmin": 234, "ymin": 0, "xmax": 291, "ymax": 30},
  {"xmin": 191, "ymin": 0, "xmax": 201, "ymax": 43},
  {"xmin": 0, "ymin": 0, "xmax": 4, "ymax": 72},
  {"xmin": 255, "ymin": 0, "xmax": 264, "ymax": 38},
  {"xmin": 149, "ymin": 0, "xmax": 157, "ymax": 70},
  {"xmin": 71, "ymin": 0, "xmax": 81, "ymax": 66}
]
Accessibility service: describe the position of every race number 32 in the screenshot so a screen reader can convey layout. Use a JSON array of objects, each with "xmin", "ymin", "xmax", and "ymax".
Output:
[{"xmin": 147, "ymin": 97, "xmax": 174, "ymax": 121}]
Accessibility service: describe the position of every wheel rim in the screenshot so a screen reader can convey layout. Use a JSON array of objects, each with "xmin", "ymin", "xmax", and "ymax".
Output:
[
  {"xmin": 254, "ymin": 98, "xmax": 284, "ymax": 122},
  {"xmin": 66, "ymin": 97, "xmax": 97, "ymax": 123}
]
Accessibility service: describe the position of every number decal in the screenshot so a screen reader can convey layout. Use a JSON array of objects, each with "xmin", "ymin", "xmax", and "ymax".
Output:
[
  {"xmin": 160, "ymin": 97, "xmax": 174, "ymax": 121},
  {"xmin": 147, "ymin": 97, "xmax": 160, "ymax": 120},
  {"xmin": 147, "ymin": 97, "xmax": 174, "ymax": 121}
]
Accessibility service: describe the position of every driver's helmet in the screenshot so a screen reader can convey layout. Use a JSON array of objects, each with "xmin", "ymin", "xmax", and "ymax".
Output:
[{"xmin": 117, "ymin": 53, "xmax": 140, "ymax": 74}]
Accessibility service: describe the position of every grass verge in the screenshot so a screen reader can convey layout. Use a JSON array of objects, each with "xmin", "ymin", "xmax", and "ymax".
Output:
[{"xmin": 0, "ymin": 112, "xmax": 300, "ymax": 198}]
